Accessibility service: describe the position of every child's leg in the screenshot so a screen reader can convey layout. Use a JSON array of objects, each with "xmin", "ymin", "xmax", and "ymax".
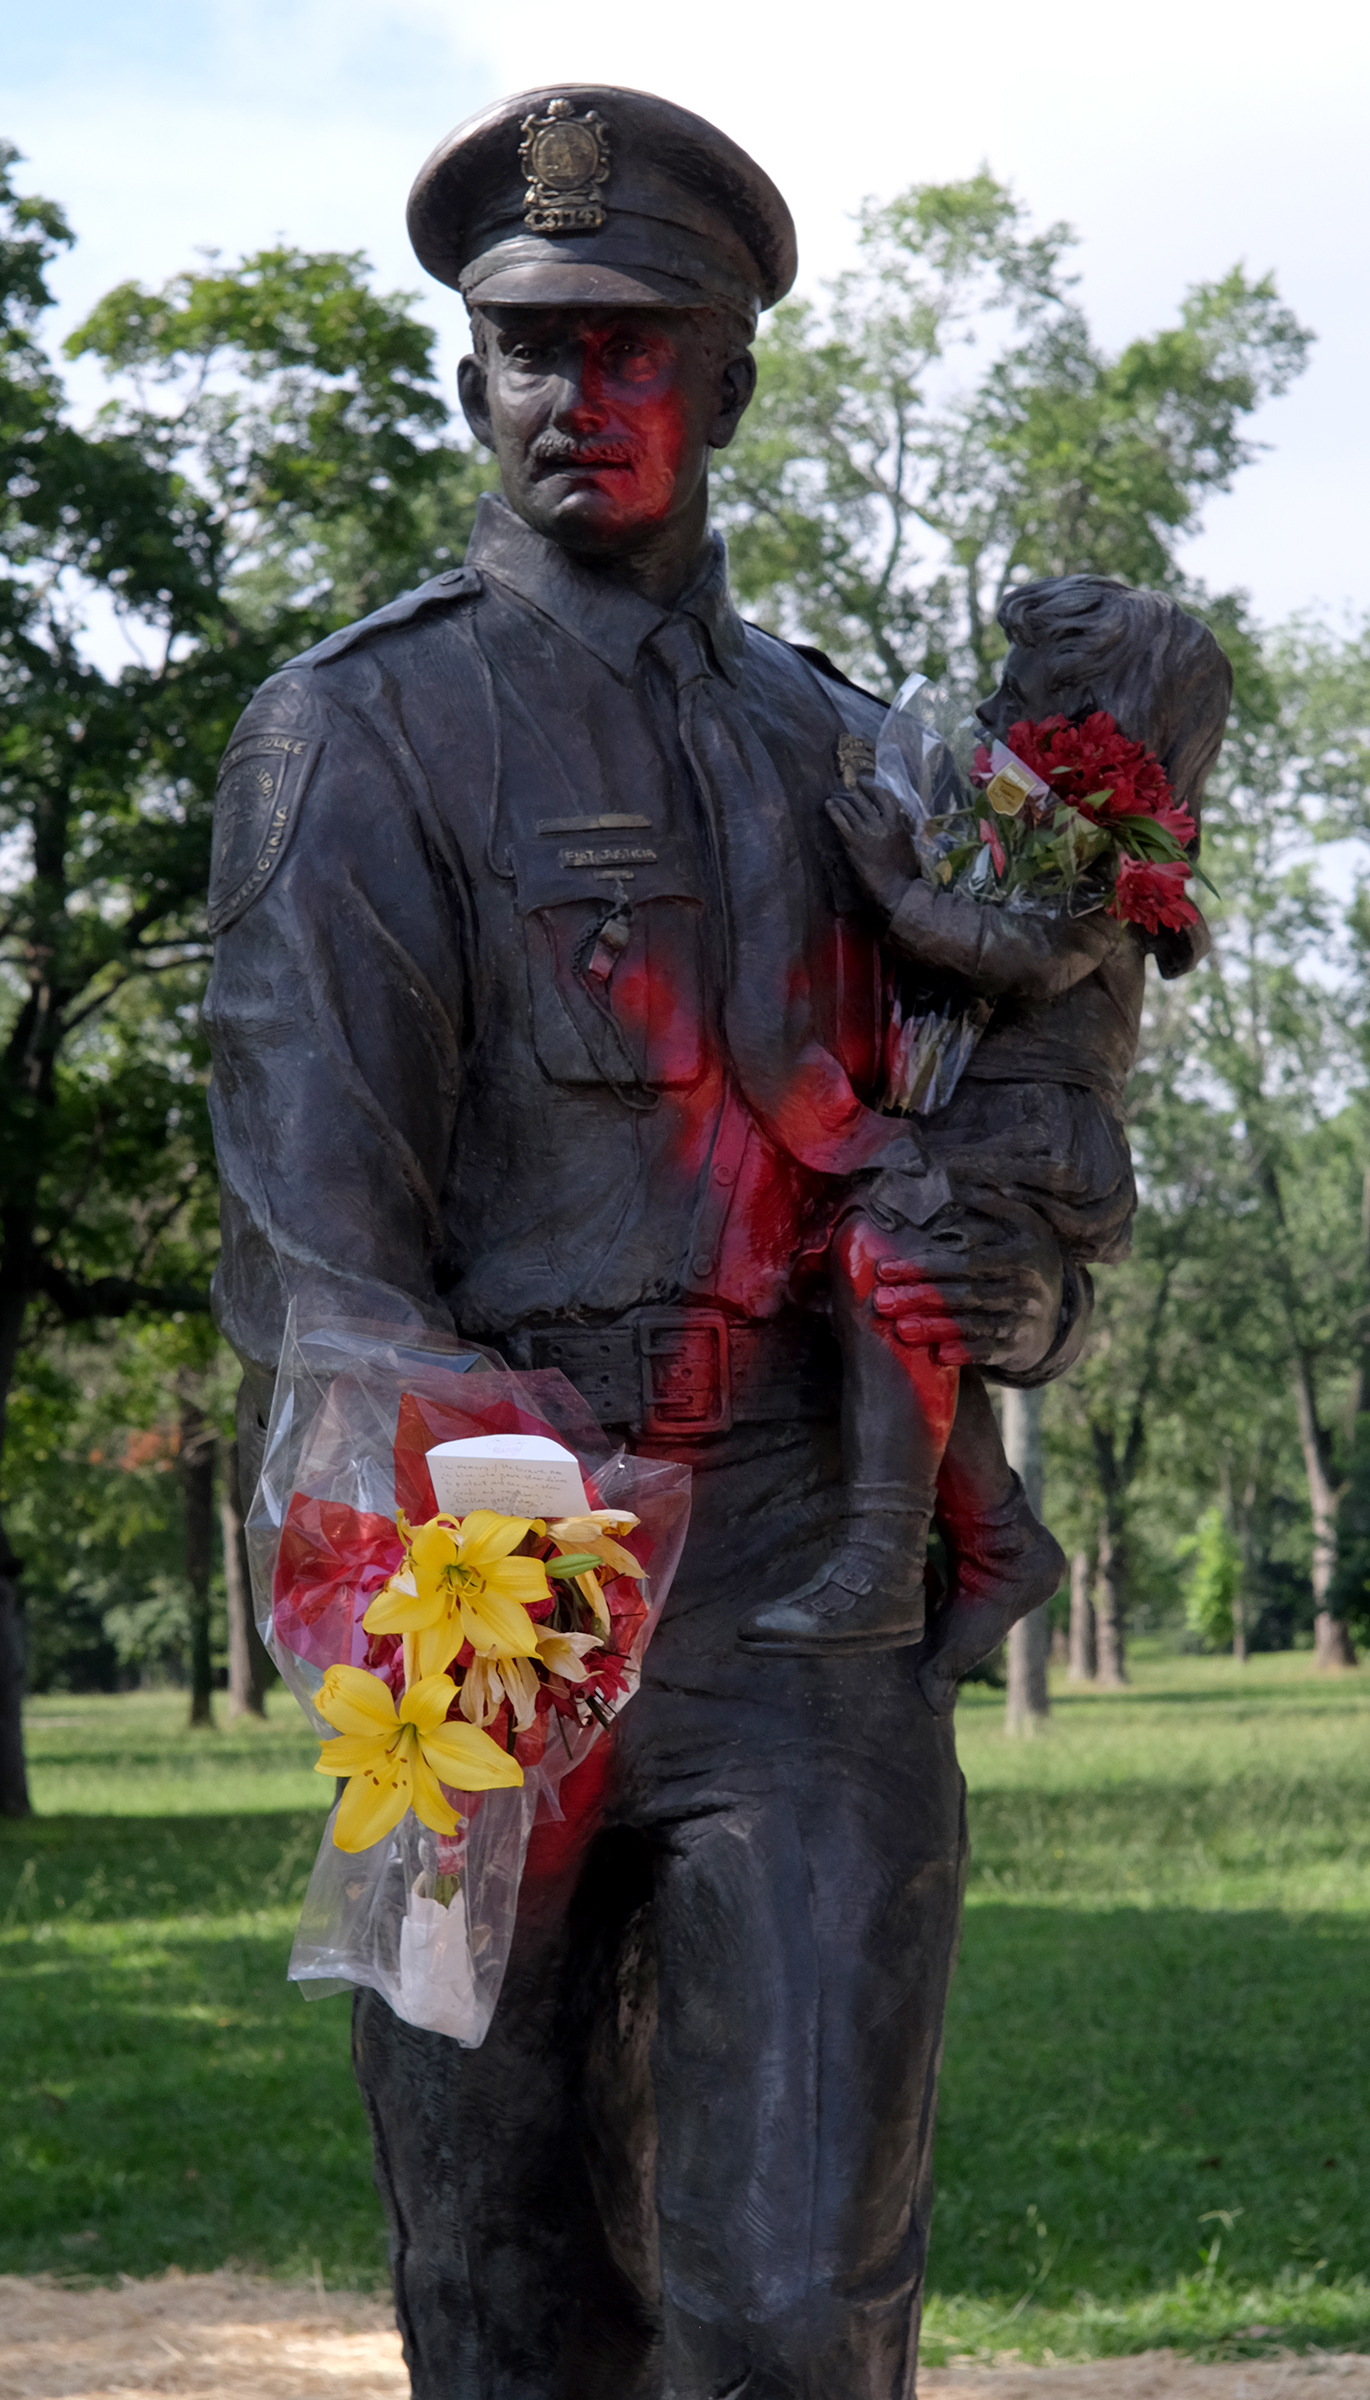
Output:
[
  {"xmin": 738, "ymin": 1214, "xmax": 958, "ymax": 1655},
  {"xmin": 918, "ymin": 1371, "xmax": 1066, "ymax": 1714}
]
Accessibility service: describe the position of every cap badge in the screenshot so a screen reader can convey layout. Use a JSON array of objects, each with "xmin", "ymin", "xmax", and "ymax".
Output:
[{"xmin": 519, "ymin": 100, "xmax": 611, "ymax": 235}]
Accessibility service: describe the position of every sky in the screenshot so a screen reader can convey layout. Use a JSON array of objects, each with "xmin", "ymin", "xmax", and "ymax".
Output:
[{"xmin": 8, "ymin": 0, "xmax": 1369, "ymax": 630}]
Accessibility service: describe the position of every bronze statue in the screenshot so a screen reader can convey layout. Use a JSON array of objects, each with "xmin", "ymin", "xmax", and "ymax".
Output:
[
  {"xmin": 205, "ymin": 83, "xmax": 1222, "ymax": 2399},
  {"xmin": 750, "ymin": 580, "xmax": 1231, "ymax": 1685}
]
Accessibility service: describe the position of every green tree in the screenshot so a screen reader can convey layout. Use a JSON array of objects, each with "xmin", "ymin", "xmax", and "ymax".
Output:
[
  {"xmin": 1181, "ymin": 1506, "xmax": 1242, "ymax": 1653},
  {"xmin": 716, "ymin": 172, "xmax": 1311, "ymax": 694},
  {"xmin": 1190, "ymin": 697, "xmax": 1369, "ymax": 1665},
  {"xmin": 1043, "ymin": 621, "xmax": 1370, "ymax": 1668},
  {"xmin": 0, "ymin": 143, "xmax": 492, "ymax": 1811}
]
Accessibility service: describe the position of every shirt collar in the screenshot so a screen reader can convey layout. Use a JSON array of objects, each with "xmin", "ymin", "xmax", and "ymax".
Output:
[{"xmin": 465, "ymin": 492, "xmax": 746, "ymax": 685}]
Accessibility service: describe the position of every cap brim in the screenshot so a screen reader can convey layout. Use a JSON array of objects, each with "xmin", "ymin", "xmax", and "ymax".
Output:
[{"xmin": 460, "ymin": 257, "xmax": 709, "ymax": 309}]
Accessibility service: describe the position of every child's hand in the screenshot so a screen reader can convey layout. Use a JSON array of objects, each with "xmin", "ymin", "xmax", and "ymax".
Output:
[{"xmin": 826, "ymin": 780, "xmax": 920, "ymax": 919}]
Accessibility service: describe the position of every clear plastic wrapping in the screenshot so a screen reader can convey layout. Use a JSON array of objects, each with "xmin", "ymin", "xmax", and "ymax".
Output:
[
  {"xmin": 875, "ymin": 669, "xmax": 982, "ymax": 888},
  {"xmin": 876, "ymin": 672, "xmax": 992, "ymax": 1114},
  {"xmin": 248, "ymin": 1311, "xmax": 691, "ymax": 2044}
]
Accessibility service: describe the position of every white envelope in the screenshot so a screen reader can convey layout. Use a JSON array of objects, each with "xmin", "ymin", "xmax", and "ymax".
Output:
[{"xmin": 425, "ymin": 1432, "xmax": 589, "ymax": 1521}]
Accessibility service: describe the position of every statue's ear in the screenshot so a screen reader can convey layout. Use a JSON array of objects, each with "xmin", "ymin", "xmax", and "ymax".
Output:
[
  {"xmin": 458, "ymin": 353, "xmax": 495, "ymax": 453},
  {"xmin": 709, "ymin": 348, "xmax": 757, "ymax": 452}
]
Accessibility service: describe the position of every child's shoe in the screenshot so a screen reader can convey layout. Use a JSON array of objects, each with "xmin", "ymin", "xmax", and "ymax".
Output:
[{"xmin": 737, "ymin": 1492, "xmax": 930, "ymax": 1655}]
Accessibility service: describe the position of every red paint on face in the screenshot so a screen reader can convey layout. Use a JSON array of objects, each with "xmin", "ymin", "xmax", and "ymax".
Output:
[
  {"xmin": 482, "ymin": 312, "xmax": 707, "ymax": 551},
  {"xmin": 552, "ymin": 326, "xmax": 690, "ymax": 533}
]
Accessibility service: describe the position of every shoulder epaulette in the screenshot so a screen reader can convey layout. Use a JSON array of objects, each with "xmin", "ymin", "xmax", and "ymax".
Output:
[
  {"xmin": 287, "ymin": 565, "xmax": 483, "ymax": 671},
  {"xmin": 784, "ymin": 639, "xmax": 885, "ymax": 705},
  {"xmin": 742, "ymin": 621, "xmax": 887, "ymax": 707}
]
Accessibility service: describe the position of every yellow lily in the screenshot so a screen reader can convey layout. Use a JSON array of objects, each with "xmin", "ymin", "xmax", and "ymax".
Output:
[
  {"xmin": 363, "ymin": 1510, "xmax": 549, "ymax": 1677},
  {"xmin": 314, "ymin": 1663, "xmax": 522, "ymax": 1852},
  {"xmin": 460, "ymin": 1650, "xmax": 542, "ymax": 1732},
  {"xmin": 458, "ymin": 1626, "xmax": 605, "ymax": 1732},
  {"xmin": 546, "ymin": 1511, "xmax": 643, "ymax": 1636},
  {"xmin": 535, "ymin": 1626, "xmax": 605, "ymax": 1683}
]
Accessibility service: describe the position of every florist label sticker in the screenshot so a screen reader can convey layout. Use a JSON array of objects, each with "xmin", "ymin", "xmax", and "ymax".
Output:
[{"xmin": 426, "ymin": 1434, "xmax": 589, "ymax": 1521}]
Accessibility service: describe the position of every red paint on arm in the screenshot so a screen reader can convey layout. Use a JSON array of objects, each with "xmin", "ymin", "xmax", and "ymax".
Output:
[{"xmin": 835, "ymin": 1215, "xmax": 960, "ymax": 1447}]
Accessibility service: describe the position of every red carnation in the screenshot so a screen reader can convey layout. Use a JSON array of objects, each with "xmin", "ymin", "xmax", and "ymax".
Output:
[
  {"xmin": 1004, "ymin": 711, "xmax": 1174, "ymax": 825},
  {"xmin": 1108, "ymin": 856, "xmax": 1198, "ymax": 933}
]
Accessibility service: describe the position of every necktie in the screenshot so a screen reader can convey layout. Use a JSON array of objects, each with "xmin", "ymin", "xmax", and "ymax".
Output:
[{"xmin": 650, "ymin": 614, "xmax": 930, "ymax": 1191}]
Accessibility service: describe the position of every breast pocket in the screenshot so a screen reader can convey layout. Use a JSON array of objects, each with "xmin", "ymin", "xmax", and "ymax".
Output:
[
  {"xmin": 524, "ymin": 895, "xmax": 710, "ymax": 1092},
  {"xmin": 514, "ymin": 834, "xmax": 711, "ymax": 1094}
]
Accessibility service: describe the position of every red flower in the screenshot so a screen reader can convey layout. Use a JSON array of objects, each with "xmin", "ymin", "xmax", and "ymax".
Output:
[
  {"xmin": 979, "ymin": 816, "xmax": 1007, "ymax": 877},
  {"xmin": 1004, "ymin": 711, "xmax": 1174, "ymax": 825},
  {"xmin": 1150, "ymin": 799, "xmax": 1198, "ymax": 848},
  {"xmin": 363, "ymin": 1629, "xmax": 406, "ymax": 1696},
  {"xmin": 1108, "ymin": 856, "xmax": 1198, "ymax": 933}
]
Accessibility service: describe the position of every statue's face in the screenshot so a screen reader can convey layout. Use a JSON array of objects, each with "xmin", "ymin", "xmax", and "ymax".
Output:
[
  {"xmin": 977, "ymin": 644, "xmax": 1093, "ymax": 741},
  {"xmin": 459, "ymin": 306, "xmax": 753, "ymax": 561}
]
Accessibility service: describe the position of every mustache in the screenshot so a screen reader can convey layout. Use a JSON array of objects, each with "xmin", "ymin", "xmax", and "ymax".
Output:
[{"xmin": 529, "ymin": 432, "xmax": 636, "ymax": 473}]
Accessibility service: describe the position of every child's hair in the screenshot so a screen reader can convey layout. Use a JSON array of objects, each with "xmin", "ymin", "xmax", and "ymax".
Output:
[{"xmin": 997, "ymin": 575, "xmax": 1233, "ymax": 821}]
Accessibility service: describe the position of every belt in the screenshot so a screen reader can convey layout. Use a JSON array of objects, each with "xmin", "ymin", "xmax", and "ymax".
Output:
[{"xmin": 525, "ymin": 1307, "xmax": 840, "ymax": 1439}]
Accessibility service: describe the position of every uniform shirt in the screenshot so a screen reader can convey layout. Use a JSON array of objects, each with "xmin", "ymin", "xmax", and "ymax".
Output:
[{"xmin": 204, "ymin": 496, "xmax": 888, "ymax": 1392}]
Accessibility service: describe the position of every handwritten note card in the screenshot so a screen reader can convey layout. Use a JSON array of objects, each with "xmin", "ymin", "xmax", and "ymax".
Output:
[{"xmin": 425, "ymin": 1434, "xmax": 589, "ymax": 1521}]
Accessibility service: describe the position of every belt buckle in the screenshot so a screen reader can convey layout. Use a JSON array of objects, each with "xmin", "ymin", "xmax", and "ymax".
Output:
[{"xmin": 638, "ymin": 1309, "xmax": 732, "ymax": 1437}]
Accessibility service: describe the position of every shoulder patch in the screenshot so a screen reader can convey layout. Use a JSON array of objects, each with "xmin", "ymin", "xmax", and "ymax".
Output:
[
  {"xmin": 287, "ymin": 565, "xmax": 483, "ymax": 671},
  {"xmin": 208, "ymin": 729, "xmax": 321, "ymax": 935}
]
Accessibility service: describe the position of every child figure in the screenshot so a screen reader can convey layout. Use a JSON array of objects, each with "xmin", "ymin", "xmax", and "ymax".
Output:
[{"xmin": 736, "ymin": 575, "xmax": 1232, "ymax": 1677}]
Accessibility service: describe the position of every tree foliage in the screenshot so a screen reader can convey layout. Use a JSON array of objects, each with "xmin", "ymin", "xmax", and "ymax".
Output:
[
  {"xmin": 2, "ymin": 143, "xmax": 1368, "ymax": 1760},
  {"xmin": 716, "ymin": 172, "xmax": 1310, "ymax": 693},
  {"xmin": 0, "ymin": 142, "xmax": 493, "ymax": 1795}
]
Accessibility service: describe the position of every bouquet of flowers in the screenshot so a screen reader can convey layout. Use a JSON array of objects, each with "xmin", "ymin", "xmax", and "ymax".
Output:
[
  {"xmin": 248, "ymin": 1312, "xmax": 691, "ymax": 2045},
  {"xmin": 950, "ymin": 711, "xmax": 1204, "ymax": 934},
  {"xmin": 874, "ymin": 674, "xmax": 1207, "ymax": 1115}
]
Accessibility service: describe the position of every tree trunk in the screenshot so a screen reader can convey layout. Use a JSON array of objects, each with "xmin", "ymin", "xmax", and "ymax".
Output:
[
  {"xmin": 1291, "ymin": 1358, "xmax": 1358, "ymax": 1669},
  {"xmin": 1003, "ymin": 1387, "xmax": 1051, "ymax": 1731},
  {"xmin": 1068, "ymin": 1548, "xmax": 1096, "ymax": 1682},
  {"xmin": 0, "ymin": 1552, "xmax": 30, "ymax": 1818},
  {"xmin": 1234, "ymin": 1462, "xmax": 1260, "ymax": 1665},
  {"xmin": 1006, "ymin": 1604, "xmax": 1052, "ymax": 1730},
  {"xmin": 1314, "ymin": 1610, "xmax": 1357, "ymax": 1668},
  {"xmin": 222, "ymin": 1440, "xmax": 270, "ymax": 1717},
  {"xmin": 1094, "ymin": 1513, "xmax": 1128, "ymax": 1687},
  {"xmin": 0, "ymin": 1243, "xmax": 33, "ymax": 1818},
  {"xmin": 177, "ymin": 1384, "xmax": 217, "ymax": 1729}
]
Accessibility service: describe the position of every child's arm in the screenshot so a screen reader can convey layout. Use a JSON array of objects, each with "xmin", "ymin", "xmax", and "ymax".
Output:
[{"xmin": 827, "ymin": 780, "xmax": 1121, "ymax": 1000}]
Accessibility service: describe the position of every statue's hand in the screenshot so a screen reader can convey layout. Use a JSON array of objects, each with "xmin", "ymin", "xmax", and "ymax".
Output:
[
  {"xmin": 870, "ymin": 1194, "xmax": 1064, "ymax": 1375},
  {"xmin": 825, "ymin": 780, "xmax": 919, "ymax": 920}
]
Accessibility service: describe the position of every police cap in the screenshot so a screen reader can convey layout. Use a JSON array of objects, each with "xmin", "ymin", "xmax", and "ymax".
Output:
[{"xmin": 407, "ymin": 85, "xmax": 797, "ymax": 332}]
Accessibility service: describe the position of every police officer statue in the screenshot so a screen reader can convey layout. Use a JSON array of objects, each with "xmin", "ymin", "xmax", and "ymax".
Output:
[{"xmin": 206, "ymin": 86, "xmax": 1073, "ymax": 2400}]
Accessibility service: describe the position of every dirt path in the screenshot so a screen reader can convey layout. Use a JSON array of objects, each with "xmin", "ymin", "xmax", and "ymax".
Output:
[{"xmin": 1, "ymin": 2275, "xmax": 1367, "ymax": 2399}]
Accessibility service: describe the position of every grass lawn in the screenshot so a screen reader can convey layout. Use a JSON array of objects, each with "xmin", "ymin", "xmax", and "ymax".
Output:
[
  {"xmin": 924, "ymin": 1648, "xmax": 1370, "ymax": 2364},
  {"xmin": 2, "ymin": 1651, "xmax": 1368, "ymax": 2364}
]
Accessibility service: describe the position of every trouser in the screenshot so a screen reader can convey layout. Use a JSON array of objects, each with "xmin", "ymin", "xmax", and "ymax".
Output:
[{"xmin": 352, "ymin": 1416, "xmax": 968, "ymax": 2399}]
